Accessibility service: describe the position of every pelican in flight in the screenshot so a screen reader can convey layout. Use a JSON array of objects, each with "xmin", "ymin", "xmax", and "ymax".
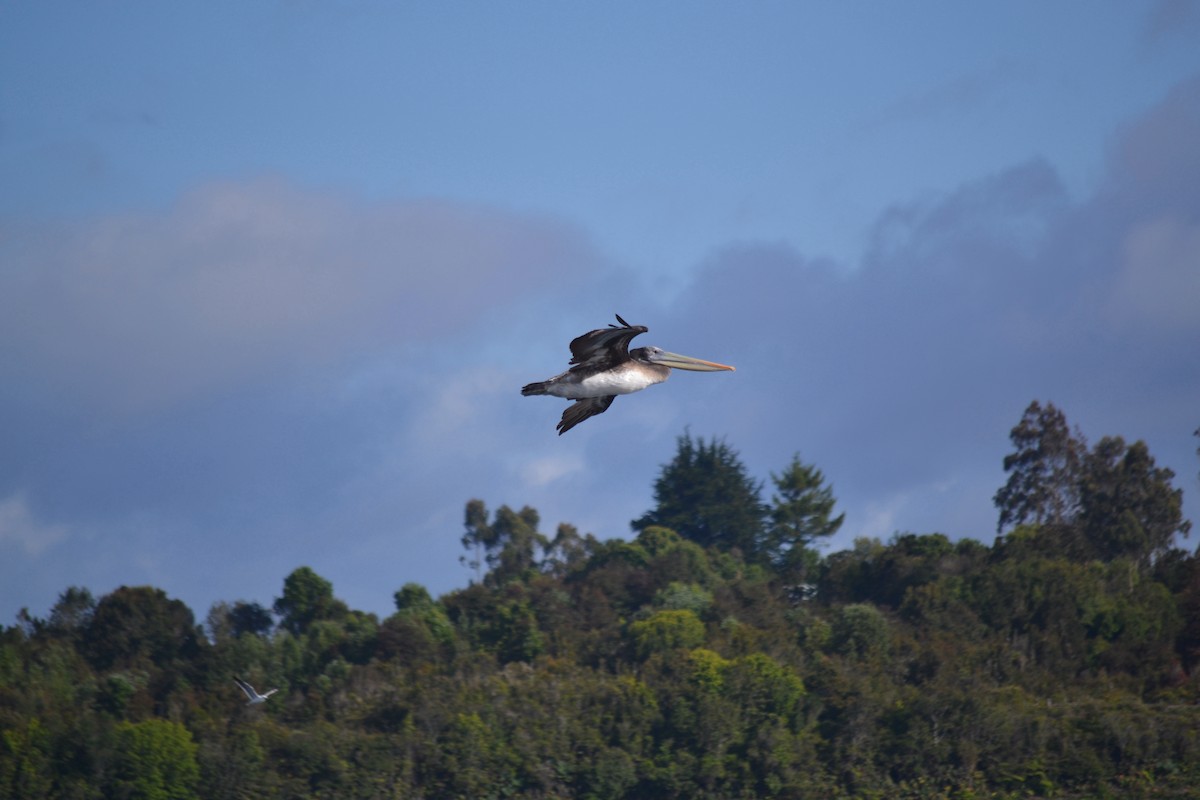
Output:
[
  {"xmin": 234, "ymin": 677, "xmax": 278, "ymax": 705},
  {"xmin": 522, "ymin": 314, "xmax": 734, "ymax": 434}
]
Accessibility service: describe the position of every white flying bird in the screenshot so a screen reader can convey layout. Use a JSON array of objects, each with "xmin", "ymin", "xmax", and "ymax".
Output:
[{"xmin": 234, "ymin": 676, "xmax": 278, "ymax": 705}]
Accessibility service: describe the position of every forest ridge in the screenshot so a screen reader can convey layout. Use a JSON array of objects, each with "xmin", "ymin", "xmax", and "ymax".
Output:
[{"xmin": 2, "ymin": 401, "xmax": 1199, "ymax": 799}]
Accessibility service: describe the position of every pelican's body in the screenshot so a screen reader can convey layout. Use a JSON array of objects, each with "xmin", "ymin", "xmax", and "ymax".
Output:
[
  {"xmin": 234, "ymin": 677, "xmax": 278, "ymax": 705},
  {"xmin": 522, "ymin": 314, "xmax": 734, "ymax": 434},
  {"xmin": 546, "ymin": 359, "xmax": 669, "ymax": 399}
]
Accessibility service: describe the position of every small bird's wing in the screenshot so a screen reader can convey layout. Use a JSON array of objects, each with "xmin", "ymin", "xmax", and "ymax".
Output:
[
  {"xmin": 557, "ymin": 396, "xmax": 616, "ymax": 435},
  {"xmin": 233, "ymin": 677, "xmax": 255, "ymax": 699},
  {"xmin": 566, "ymin": 314, "xmax": 647, "ymax": 373}
]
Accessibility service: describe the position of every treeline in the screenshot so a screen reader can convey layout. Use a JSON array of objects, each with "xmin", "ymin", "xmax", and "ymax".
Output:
[{"xmin": 2, "ymin": 401, "xmax": 1199, "ymax": 799}]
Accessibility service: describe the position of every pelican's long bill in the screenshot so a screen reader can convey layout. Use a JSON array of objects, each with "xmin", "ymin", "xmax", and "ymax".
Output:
[{"xmin": 644, "ymin": 350, "xmax": 736, "ymax": 372}]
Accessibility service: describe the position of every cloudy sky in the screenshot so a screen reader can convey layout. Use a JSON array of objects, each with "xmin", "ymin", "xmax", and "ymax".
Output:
[{"xmin": 3, "ymin": 1, "xmax": 1199, "ymax": 623}]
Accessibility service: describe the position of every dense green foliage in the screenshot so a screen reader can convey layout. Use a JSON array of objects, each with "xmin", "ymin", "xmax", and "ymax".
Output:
[
  {"xmin": 631, "ymin": 433, "xmax": 765, "ymax": 557},
  {"xmin": 2, "ymin": 404, "xmax": 1198, "ymax": 799}
]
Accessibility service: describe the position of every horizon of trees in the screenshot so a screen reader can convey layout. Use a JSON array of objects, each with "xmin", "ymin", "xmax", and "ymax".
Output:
[{"xmin": 2, "ymin": 400, "xmax": 1199, "ymax": 799}]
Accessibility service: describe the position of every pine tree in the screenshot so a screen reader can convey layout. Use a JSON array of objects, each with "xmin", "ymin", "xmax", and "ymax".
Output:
[
  {"xmin": 764, "ymin": 454, "xmax": 844, "ymax": 578},
  {"xmin": 632, "ymin": 432, "xmax": 765, "ymax": 556}
]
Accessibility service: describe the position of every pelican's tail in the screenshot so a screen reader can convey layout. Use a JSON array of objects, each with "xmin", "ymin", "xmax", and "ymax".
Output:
[{"xmin": 521, "ymin": 381, "xmax": 549, "ymax": 396}]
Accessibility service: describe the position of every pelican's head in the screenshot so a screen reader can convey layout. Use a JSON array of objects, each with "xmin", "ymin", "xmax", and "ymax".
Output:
[{"xmin": 633, "ymin": 346, "xmax": 735, "ymax": 372}]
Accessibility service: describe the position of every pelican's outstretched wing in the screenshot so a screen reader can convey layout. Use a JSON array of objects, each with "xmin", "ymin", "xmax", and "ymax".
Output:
[
  {"xmin": 557, "ymin": 395, "xmax": 616, "ymax": 435},
  {"xmin": 566, "ymin": 314, "xmax": 647, "ymax": 372}
]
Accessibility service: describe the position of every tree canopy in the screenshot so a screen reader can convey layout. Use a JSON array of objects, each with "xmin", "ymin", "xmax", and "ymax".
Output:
[
  {"xmin": 2, "ymin": 404, "xmax": 1197, "ymax": 799},
  {"xmin": 631, "ymin": 432, "xmax": 766, "ymax": 556},
  {"xmin": 995, "ymin": 401, "xmax": 1191, "ymax": 567}
]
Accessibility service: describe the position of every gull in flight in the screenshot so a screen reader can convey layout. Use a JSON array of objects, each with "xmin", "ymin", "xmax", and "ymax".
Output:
[{"xmin": 234, "ymin": 676, "xmax": 278, "ymax": 705}]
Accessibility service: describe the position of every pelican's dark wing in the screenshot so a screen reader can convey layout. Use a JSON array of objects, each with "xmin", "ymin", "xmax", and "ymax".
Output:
[
  {"xmin": 566, "ymin": 314, "xmax": 647, "ymax": 372},
  {"xmin": 557, "ymin": 395, "xmax": 616, "ymax": 435}
]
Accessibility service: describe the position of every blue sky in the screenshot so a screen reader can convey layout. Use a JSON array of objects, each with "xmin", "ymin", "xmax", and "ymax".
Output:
[{"xmin": 3, "ymin": 1, "xmax": 1199, "ymax": 623}]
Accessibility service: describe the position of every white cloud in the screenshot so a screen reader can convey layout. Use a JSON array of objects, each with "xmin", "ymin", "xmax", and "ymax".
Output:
[
  {"xmin": 0, "ymin": 493, "xmax": 67, "ymax": 556},
  {"xmin": 405, "ymin": 365, "xmax": 518, "ymax": 448},
  {"xmin": 850, "ymin": 493, "xmax": 907, "ymax": 542},
  {"xmin": 519, "ymin": 454, "xmax": 585, "ymax": 488}
]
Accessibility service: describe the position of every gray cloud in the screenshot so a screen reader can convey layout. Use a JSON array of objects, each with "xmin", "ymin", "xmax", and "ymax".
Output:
[
  {"xmin": 860, "ymin": 59, "xmax": 1024, "ymax": 132},
  {"xmin": 1, "ymin": 177, "xmax": 604, "ymax": 415},
  {"xmin": 0, "ymin": 180, "xmax": 616, "ymax": 615},
  {"xmin": 665, "ymin": 77, "xmax": 1200, "ymax": 548},
  {"xmin": 1142, "ymin": 0, "xmax": 1200, "ymax": 49},
  {"xmin": 3, "ymin": 78, "xmax": 1198, "ymax": 623}
]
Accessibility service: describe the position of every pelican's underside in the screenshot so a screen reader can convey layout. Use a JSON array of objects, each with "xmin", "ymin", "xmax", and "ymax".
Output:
[
  {"xmin": 530, "ymin": 361, "xmax": 669, "ymax": 400},
  {"xmin": 522, "ymin": 315, "xmax": 733, "ymax": 435}
]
